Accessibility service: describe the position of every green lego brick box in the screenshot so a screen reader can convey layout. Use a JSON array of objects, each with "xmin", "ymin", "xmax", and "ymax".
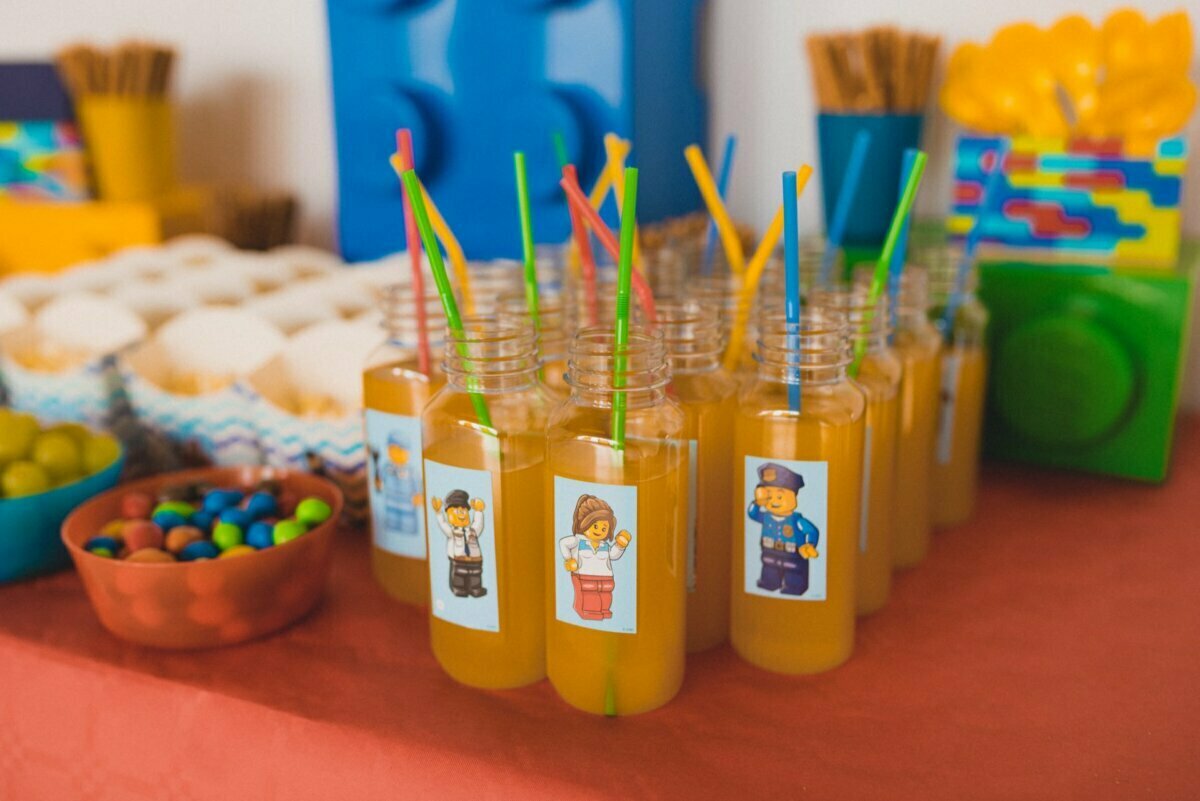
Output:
[{"xmin": 977, "ymin": 240, "xmax": 1198, "ymax": 482}]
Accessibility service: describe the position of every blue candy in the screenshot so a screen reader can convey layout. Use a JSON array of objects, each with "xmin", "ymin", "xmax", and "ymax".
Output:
[
  {"xmin": 246, "ymin": 520, "xmax": 275, "ymax": 550},
  {"xmin": 242, "ymin": 491, "xmax": 279, "ymax": 521},
  {"xmin": 151, "ymin": 511, "xmax": 189, "ymax": 533},
  {"xmin": 190, "ymin": 510, "xmax": 216, "ymax": 533},
  {"xmin": 202, "ymin": 489, "xmax": 244, "ymax": 513},
  {"xmin": 85, "ymin": 535, "xmax": 121, "ymax": 554},
  {"xmin": 219, "ymin": 507, "xmax": 253, "ymax": 529},
  {"xmin": 179, "ymin": 540, "xmax": 220, "ymax": 561}
]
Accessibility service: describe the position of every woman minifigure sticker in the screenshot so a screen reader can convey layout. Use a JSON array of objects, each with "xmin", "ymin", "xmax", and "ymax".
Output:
[
  {"xmin": 553, "ymin": 476, "xmax": 638, "ymax": 634},
  {"xmin": 742, "ymin": 457, "xmax": 829, "ymax": 601},
  {"xmin": 424, "ymin": 459, "xmax": 500, "ymax": 632}
]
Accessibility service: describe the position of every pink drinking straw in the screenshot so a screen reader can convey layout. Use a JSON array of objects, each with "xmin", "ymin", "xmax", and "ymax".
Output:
[
  {"xmin": 559, "ymin": 172, "xmax": 657, "ymax": 325},
  {"xmin": 562, "ymin": 164, "xmax": 600, "ymax": 327},
  {"xmin": 396, "ymin": 129, "xmax": 432, "ymax": 375}
]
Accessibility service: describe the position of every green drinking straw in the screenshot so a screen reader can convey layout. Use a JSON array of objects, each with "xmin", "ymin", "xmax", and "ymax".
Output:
[
  {"xmin": 551, "ymin": 131, "xmax": 569, "ymax": 170},
  {"xmin": 851, "ymin": 150, "xmax": 928, "ymax": 376},
  {"xmin": 399, "ymin": 169, "xmax": 493, "ymax": 428},
  {"xmin": 611, "ymin": 166, "xmax": 639, "ymax": 451},
  {"xmin": 513, "ymin": 152, "xmax": 541, "ymax": 334}
]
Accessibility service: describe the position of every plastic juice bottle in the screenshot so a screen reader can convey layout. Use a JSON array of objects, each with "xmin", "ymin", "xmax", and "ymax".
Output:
[
  {"xmin": 545, "ymin": 327, "xmax": 687, "ymax": 715},
  {"xmin": 364, "ymin": 284, "xmax": 447, "ymax": 605},
  {"xmin": 731, "ymin": 310, "xmax": 866, "ymax": 674},
  {"xmin": 810, "ymin": 286, "xmax": 901, "ymax": 615},
  {"xmin": 658, "ymin": 298, "xmax": 738, "ymax": 652},
  {"xmin": 927, "ymin": 248, "xmax": 989, "ymax": 528},
  {"xmin": 886, "ymin": 268, "xmax": 942, "ymax": 568},
  {"xmin": 421, "ymin": 317, "xmax": 554, "ymax": 689},
  {"xmin": 495, "ymin": 289, "xmax": 570, "ymax": 396}
]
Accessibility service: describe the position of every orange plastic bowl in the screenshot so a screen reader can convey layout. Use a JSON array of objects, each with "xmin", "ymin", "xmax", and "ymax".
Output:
[{"xmin": 62, "ymin": 466, "xmax": 343, "ymax": 649}]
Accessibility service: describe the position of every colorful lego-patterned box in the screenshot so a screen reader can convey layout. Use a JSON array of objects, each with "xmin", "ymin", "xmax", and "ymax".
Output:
[
  {"xmin": 948, "ymin": 135, "xmax": 1186, "ymax": 268},
  {"xmin": 0, "ymin": 120, "xmax": 89, "ymax": 200}
]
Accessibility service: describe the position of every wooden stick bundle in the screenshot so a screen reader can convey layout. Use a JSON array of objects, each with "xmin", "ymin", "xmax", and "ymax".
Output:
[
  {"xmin": 806, "ymin": 27, "xmax": 940, "ymax": 113},
  {"xmin": 210, "ymin": 188, "xmax": 299, "ymax": 251},
  {"xmin": 56, "ymin": 41, "xmax": 176, "ymax": 97}
]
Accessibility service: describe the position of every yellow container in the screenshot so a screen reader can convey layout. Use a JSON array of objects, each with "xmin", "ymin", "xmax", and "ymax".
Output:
[{"xmin": 77, "ymin": 96, "xmax": 176, "ymax": 202}]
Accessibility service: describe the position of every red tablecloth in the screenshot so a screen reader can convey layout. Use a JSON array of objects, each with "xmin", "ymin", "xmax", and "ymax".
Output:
[{"xmin": 3, "ymin": 419, "xmax": 1199, "ymax": 801}]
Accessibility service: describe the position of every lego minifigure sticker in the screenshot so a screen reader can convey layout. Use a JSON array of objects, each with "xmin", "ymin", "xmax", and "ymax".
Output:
[
  {"xmin": 742, "ymin": 457, "xmax": 829, "ymax": 601},
  {"xmin": 554, "ymin": 476, "xmax": 638, "ymax": 634},
  {"xmin": 424, "ymin": 459, "xmax": 499, "ymax": 632},
  {"xmin": 365, "ymin": 410, "xmax": 426, "ymax": 559}
]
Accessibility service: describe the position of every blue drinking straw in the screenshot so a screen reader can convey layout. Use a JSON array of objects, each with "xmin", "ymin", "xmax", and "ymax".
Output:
[
  {"xmin": 818, "ymin": 130, "xmax": 872, "ymax": 286},
  {"xmin": 701, "ymin": 134, "xmax": 738, "ymax": 276},
  {"xmin": 887, "ymin": 148, "xmax": 920, "ymax": 322},
  {"xmin": 783, "ymin": 170, "xmax": 801, "ymax": 413},
  {"xmin": 943, "ymin": 140, "xmax": 1009, "ymax": 334}
]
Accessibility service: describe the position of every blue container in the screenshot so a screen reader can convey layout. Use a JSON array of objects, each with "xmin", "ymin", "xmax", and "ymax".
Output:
[
  {"xmin": 817, "ymin": 113, "xmax": 923, "ymax": 248},
  {"xmin": 325, "ymin": 0, "xmax": 708, "ymax": 261},
  {"xmin": 0, "ymin": 456, "xmax": 124, "ymax": 583}
]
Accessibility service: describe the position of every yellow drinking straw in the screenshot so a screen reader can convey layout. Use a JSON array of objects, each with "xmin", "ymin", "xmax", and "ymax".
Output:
[
  {"xmin": 722, "ymin": 165, "xmax": 814, "ymax": 372},
  {"xmin": 684, "ymin": 144, "xmax": 746, "ymax": 279},
  {"xmin": 589, "ymin": 137, "xmax": 629, "ymax": 209},
  {"xmin": 389, "ymin": 154, "xmax": 475, "ymax": 315}
]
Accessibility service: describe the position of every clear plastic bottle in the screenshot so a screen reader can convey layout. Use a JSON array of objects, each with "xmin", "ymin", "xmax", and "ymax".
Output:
[
  {"xmin": 545, "ymin": 327, "xmax": 687, "ymax": 715},
  {"xmin": 495, "ymin": 288, "xmax": 571, "ymax": 397},
  {"xmin": 421, "ymin": 316, "xmax": 554, "ymax": 689},
  {"xmin": 364, "ymin": 284, "xmax": 447, "ymax": 605},
  {"xmin": 732, "ymin": 309, "xmax": 866, "ymax": 674},
  {"xmin": 658, "ymin": 298, "xmax": 738, "ymax": 652},
  {"xmin": 927, "ymin": 246, "xmax": 989, "ymax": 528},
  {"xmin": 809, "ymin": 285, "xmax": 901, "ymax": 615}
]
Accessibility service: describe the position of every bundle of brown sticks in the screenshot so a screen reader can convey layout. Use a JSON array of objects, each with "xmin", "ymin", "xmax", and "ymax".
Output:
[
  {"xmin": 805, "ymin": 28, "xmax": 940, "ymax": 112},
  {"xmin": 209, "ymin": 188, "xmax": 299, "ymax": 251},
  {"xmin": 56, "ymin": 42, "xmax": 176, "ymax": 97}
]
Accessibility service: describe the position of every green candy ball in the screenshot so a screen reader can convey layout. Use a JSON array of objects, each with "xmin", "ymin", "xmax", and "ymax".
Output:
[
  {"xmin": 153, "ymin": 500, "xmax": 196, "ymax": 519},
  {"xmin": 212, "ymin": 522, "xmax": 244, "ymax": 551},
  {"xmin": 272, "ymin": 519, "xmax": 307, "ymax": 546},
  {"xmin": 295, "ymin": 497, "xmax": 333, "ymax": 526}
]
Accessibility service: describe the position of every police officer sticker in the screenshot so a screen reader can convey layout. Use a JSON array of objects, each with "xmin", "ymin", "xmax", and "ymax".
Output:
[
  {"xmin": 365, "ymin": 410, "xmax": 426, "ymax": 559},
  {"xmin": 424, "ymin": 459, "xmax": 500, "ymax": 632},
  {"xmin": 743, "ymin": 457, "xmax": 829, "ymax": 601},
  {"xmin": 553, "ymin": 476, "xmax": 638, "ymax": 634}
]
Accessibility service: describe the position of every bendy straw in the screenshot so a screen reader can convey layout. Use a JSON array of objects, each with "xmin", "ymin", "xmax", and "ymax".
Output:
[
  {"xmin": 395, "ymin": 130, "xmax": 431, "ymax": 375},
  {"xmin": 563, "ymin": 164, "xmax": 600, "ymax": 327},
  {"xmin": 589, "ymin": 137, "xmax": 629, "ymax": 210},
  {"xmin": 943, "ymin": 140, "xmax": 1008, "ymax": 332},
  {"xmin": 389, "ymin": 153, "xmax": 476, "ymax": 315},
  {"xmin": 819, "ymin": 129, "xmax": 872, "ymax": 286},
  {"xmin": 513, "ymin": 151, "xmax": 541, "ymax": 334},
  {"xmin": 852, "ymin": 149, "xmax": 927, "ymax": 376},
  {"xmin": 702, "ymin": 134, "xmax": 738, "ymax": 277},
  {"xmin": 604, "ymin": 134, "xmax": 642, "ymax": 270},
  {"xmin": 724, "ymin": 165, "xmax": 814, "ymax": 372},
  {"xmin": 611, "ymin": 166, "xmax": 639, "ymax": 451},
  {"xmin": 783, "ymin": 171, "xmax": 802, "ymax": 413},
  {"xmin": 399, "ymin": 169, "xmax": 492, "ymax": 428},
  {"xmin": 559, "ymin": 172, "xmax": 658, "ymax": 325},
  {"xmin": 684, "ymin": 144, "xmax": 746, "ymax": 278}
]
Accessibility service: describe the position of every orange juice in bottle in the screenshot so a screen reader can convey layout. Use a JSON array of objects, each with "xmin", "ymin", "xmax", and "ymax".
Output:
[
  {"xmin": 658, "ymin": 298, "xmax": 737, "ymax": 652},
  {"xmin": 364, "ymin": 284, "xmax": 447, "ymax": 605},
  {"xmin": 810, "ymin": 285, "xmax": 901, "ymax": 615},
  {"xmin": 926, "ymin": 246, "xmax": 989, "ymax": 528},
  {"xmin": 421, "ymin": 317, "xmax": 554, "ymax": 689},
  {"xmin": 546, "ymin": 327, "xmax": 687, "ymax": 715},
  {"xmin": 731, "ymin": 310, "xmax": 866, "ymax": 674}
]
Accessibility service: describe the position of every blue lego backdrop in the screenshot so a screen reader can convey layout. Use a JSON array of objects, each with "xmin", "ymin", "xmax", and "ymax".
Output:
[{"xmin": 325, "ymin": 0, "xmax": 708, "ymax": 261}]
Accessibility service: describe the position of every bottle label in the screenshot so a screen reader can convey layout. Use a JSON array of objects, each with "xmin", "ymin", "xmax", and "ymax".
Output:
[
  {"xmin": 364, "ymin": 409, "xmax": 426, "ymax": 559},
  {"xmin": 686, "ymin": 439, "xmax": 698, "ymax": 593},
  {"xmin": 424, "ymin": 459, "xmax": 500, "ymax": 632},
  {"xmin": 553, "ymin": 475, "xmax": 638, "ymax": 634},
  {"xmin": 936, "ymin": 352, "xmax": 962, "ymax": 466},
  {"xmin": 859, "ymin": 425, "xmax": 873, "ymax": 554},
  {"xmin": 742, "ymin": 456, "xmax": 829, "ymax": 602}
]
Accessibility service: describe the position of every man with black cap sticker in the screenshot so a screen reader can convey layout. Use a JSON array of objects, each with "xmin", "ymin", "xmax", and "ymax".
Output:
[
  {"xmin": 747, "ymin": 462, "xmax": 820, "ymax": 596},
  {"xmin": 431, "ymin": 489, "xmax": 487, "ymax": 598}
]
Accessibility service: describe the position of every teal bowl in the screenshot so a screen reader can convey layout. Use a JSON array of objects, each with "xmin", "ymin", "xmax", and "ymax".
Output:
[{"xmin": 0, "ymin": 454, "xmax": 125, "ymax": 583}]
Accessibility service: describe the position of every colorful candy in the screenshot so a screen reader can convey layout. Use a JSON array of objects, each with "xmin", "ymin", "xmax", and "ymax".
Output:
[
  {"xmin": 151, "ymin": 510, "xmax": 189, "ymax": 532},
  {"xmin": 122, "ymin": 520, "xmax": 165, "ymax": 552},
  {"xmin": 212, "ymin": 521, "xmax": 244, "ymax": 551},
  {"xmin": 164, "ymin": 525, "xmax": 204, "ymax": 554},
  {"xmin": 272, "ymin": 520, "xmax": 307, "ymax": 545},
  {"xmin": 120, "ymin": 491, "xmax": 155, "ymax": 520},
  {"xmin": 295, "ymin": 498, "xmax": 332, "ymax": 526},
  {"xmin": 179, "ymin": 540, "xmax": 220, "ymax": 561},
  {"xmin": 84, "ymin": 535, "xmax": 121, "ymax": 555},
  {"xmin": 245, "ymin": 521, "xmax": 275, "ymax": 550}
]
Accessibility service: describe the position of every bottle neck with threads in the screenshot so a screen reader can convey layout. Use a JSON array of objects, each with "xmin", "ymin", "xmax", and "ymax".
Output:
[
  {"xmin": 442, "ymin": 316, "xmax": 540, "ymax": 394},
  {"xmin": 922, "ymin": 243, "xmax": 987, "ymax": 346},
  {"xmin": 378, "ymin": 282, "xmax": 449, "ymax": 350},
  {"xmin": 755, "ymin": 309, "xmax": 852, "ymax": 387},
  {"xmin": 566, "ymin": 327, "xmax": 670, "ymax": 410},
  {"xmin": 655, "ymin": 297, "xmax": 724, "ymax": 374},
  {"xmin": 808, "ymin": 284, "xmax": 891, "ymax": 355},
  {"xmin": 494, "ymin": 289, "xmax": 569, "ymax": 372}
]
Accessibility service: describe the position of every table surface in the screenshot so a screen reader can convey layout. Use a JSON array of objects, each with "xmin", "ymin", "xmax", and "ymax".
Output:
[{"xmin": 3, "ymin": 419, "xmax": 1199, "ymax": 801}]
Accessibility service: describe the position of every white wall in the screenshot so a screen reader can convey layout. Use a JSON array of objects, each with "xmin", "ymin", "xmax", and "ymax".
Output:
[{"xmin": 2, "ymin": 0, "xmax": 1199, "ymax": 403}]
